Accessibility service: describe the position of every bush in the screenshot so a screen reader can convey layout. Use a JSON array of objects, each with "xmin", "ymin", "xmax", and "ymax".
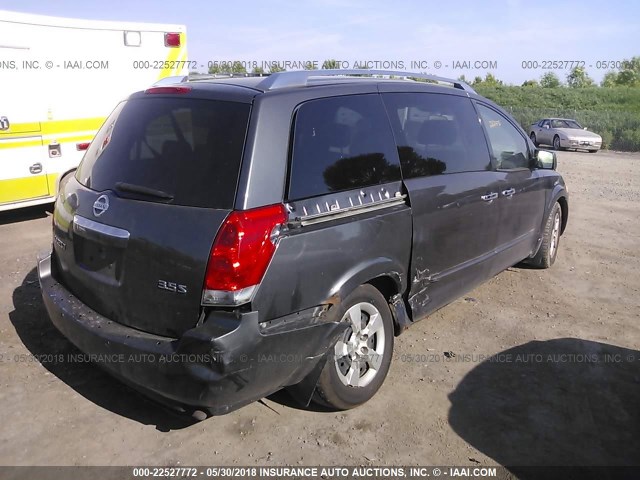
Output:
[
  {"xmin": 600, "ymin": 130, "xmax": 614, "ymax": 149},
  {"xmin": 475, "ymin": 86, "xmax": 640, "ymax": 151}
]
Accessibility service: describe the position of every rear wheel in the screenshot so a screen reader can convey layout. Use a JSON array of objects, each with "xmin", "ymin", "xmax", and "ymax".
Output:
[
  {"xmin": 313, "ymin": 284, "xmax": 394, "ymax": 410},
  {"xmin": 530, "ymin": 132, "xmax": 538, "ymax": 146},
  {"xmin": 530, "ymin": 202, "xmax": 562, "ymax": 269}
]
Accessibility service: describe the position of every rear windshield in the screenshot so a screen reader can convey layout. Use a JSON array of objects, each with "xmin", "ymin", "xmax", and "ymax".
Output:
[{"xmin": 76, "ymin": 97, "xmax": 251, "ymax": 209}]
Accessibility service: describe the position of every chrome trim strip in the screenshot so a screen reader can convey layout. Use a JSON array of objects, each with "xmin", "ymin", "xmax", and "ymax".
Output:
[
  {"xmin": 295, "ymin": 195, "xmax": 407, "ymax": 227},
  {"xmin": 73, "ymin": 215, "xmax": 130, "ymax": 240}
]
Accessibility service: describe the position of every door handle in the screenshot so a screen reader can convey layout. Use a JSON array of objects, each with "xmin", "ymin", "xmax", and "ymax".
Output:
[
  {"xmin": 502, "ymin": 188, "xmax": 516, "ymax": 197},
  {"xmin": 481, "ymin": 192, "xmax": 498, "ymax": 202},
  {"xmin": 29, "ymin": 163, "xmax": 43, "ymax": 174}
]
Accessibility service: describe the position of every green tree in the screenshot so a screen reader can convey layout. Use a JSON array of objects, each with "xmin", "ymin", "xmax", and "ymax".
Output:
[
  {"xmin": 268, "ymin": 63, "xmax": 285, "ymax": 73},
  {"xmin": 483, "ymin": 73, "xmax": 503, "ymax": 86},
  {"xmin": 322, "ymin": 59, "xmax": 341, "ymax": 69},
  {"xmin": 601, "ymin": 71, "xmax": 619, "ymax": 87},
  {"xmin": 208, "ymin": 61, "xmax": 246, "ymax": 75},
  {"xmin": 472, "ymin": 73, "xmax": 503, "ymax": 87},
  {"xmin": 597, "ymin": 57, "xmax": 640, "ymax": 87},
  {"xmin": 614, "ymin": 57, "xmax": 640, "ymax": 87},
  {"xmin": 567, "ymin": 66, "xmax": 594, "ymax": 88},
  {"xmin": 540, "ymin": 72, "xmax": 561, "ymax": 88},
  {"xmin": 208, "ymin": 63, "xmax": 224, "ymax": 75}
]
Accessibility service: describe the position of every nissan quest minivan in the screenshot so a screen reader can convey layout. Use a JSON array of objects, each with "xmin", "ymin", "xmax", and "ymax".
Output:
[{"xmin": 38, "ymin": 70, "xmax": 568, "ymax": 417}]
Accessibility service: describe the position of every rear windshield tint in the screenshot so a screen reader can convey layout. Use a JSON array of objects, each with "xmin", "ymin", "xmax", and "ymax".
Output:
[{"xmin": 76, "ymin": 97, "xmax": 251, "ymax": 209}]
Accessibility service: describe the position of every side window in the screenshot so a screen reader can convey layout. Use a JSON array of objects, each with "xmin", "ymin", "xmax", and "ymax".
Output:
[
  {"xmin": 477, "ymin": 104, "xmax": 530, "ymax": 170},
  {"xmin": 381, "ymin": 93, "xmax": 491, "ymax": 178},
  {"xmin": 288, "ymin": 94, "xmax": 400, "ymax": 201}
]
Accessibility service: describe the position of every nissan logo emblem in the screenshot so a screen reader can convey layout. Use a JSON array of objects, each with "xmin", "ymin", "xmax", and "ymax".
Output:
[{"xmin": 93, "ymin": 195, "xmax": 109, "ymax": 217}]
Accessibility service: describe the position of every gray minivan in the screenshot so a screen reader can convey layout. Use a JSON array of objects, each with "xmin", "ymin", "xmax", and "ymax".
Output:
[{"xmin": 38, "ymin": 70, "xmax": 568, "ymax": 417}]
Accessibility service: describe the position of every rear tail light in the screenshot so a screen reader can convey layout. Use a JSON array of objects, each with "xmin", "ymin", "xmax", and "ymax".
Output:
[
  {"xmin": 164, "ymin": 32, "xmax": 181, "ymax": 48},
  {"xmin": 145, "ymin": 86, "xmax": 191, "ymax": 94},
  {"xmin": 202, "ymin": 204, "xmax": 287, "ymax": 306}
]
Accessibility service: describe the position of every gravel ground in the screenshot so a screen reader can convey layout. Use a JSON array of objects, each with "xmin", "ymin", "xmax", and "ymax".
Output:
[{"xmin": 0, "ymin": 150, "xmax": 638, "ymax": 470}]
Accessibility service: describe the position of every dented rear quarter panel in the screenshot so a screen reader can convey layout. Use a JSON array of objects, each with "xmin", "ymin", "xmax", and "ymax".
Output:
[{"xmin": 252, "ymin": 204, "xmax": 413, "ymax": 322}]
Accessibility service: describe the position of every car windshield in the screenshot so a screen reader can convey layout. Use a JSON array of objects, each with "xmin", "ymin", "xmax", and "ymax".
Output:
[{"xmin": 551, "ymin": 119, "xmax": 583, "ymax": 129}]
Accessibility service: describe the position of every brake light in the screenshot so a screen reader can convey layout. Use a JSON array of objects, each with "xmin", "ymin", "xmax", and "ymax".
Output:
[
  {"xmin": 202, "ymin": 204, "xmax": 287, "ymax": 306},
  {"xmin": 144, "ymin": 86, "xmax": 191, "ymax": 94},
  {"xmin": 76, "ymin": 142, "xmax": 90, "ymax": 151},
  {"xmin": 164, "ymin": 32, "xmax": 181, "ymax": 48}
]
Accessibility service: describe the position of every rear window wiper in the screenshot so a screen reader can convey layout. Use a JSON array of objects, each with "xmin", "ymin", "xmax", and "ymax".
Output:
[{"xmin": 114, "ymin": 182, "xmax": 174, "ymax": 201}]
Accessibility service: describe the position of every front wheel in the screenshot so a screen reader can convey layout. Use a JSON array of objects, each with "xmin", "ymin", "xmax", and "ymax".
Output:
[
  {"xmin": 530, "ymin": 202, "xmax": 562, "ymax": 269},
  {"xmin": 313, "ymin": 284, "xmax": 394, "ymax": 410}
]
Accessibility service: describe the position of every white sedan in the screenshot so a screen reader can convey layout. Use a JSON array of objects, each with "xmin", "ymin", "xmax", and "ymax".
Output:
[{"xmin": 528, "ymin": 118, "xmax": 602, "ymax": 153}]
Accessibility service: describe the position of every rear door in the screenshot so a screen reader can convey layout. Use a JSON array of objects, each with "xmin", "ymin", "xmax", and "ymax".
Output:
[
  {"xmin": 52, "ymin": 93, "xmax": 252, "ymax": 337},
  {"xmin": 381, "ymin": 92, "xmax": 502, "ymax": 319}
]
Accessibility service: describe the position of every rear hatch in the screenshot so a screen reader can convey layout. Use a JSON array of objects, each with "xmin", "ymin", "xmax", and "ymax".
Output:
[{"xmin": 52, "ymin": 91, "xmax": 252, "ymax": 337}]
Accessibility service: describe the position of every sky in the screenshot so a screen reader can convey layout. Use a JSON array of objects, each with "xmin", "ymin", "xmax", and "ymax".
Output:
[{"xmin": 2, "ymin": 0, "xmax": 639, "ymax": 84}]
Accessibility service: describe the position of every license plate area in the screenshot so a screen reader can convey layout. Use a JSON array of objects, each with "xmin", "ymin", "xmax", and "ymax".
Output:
[
  {"xmin": 72, "ymin": 215, "xmax": 129, "ymax": 280},
  {"xmin": 74, "ymin": 237, "xmax": 123, "ymax": 278}
]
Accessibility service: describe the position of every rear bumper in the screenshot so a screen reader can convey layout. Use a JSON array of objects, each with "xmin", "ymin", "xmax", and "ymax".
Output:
[{"xmin": 37, "ymin": 252, "xmax": 345, "ymax": 415}]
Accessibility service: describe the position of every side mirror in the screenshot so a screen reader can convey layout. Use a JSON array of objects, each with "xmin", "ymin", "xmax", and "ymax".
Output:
[{"xmin": 536, "ymin": 149, "xmax": 556, "ymax": 170}]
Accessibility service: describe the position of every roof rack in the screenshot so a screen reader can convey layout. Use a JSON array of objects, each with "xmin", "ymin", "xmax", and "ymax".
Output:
[
  {"xmin": 188, "ymin": 72, "xmax": 269, "ymax": 81},
  {"xmin": 256, "ymin": 69, "xmax": 476, "ymax": 93}
]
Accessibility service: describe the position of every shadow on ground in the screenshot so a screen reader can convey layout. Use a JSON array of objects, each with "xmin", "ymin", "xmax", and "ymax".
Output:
[
  {"xmin": 10, "ymin": 268, "xmax": 197, "ymax": 431},
  {"xmin": 0, "ymin": 205, "xmax": 52, "ymax": 225},
  {"xmin": 10, "ymin": 268, "xmax": 329, "ymax": 430},
  {"xmin": 449, "ymin": 338, "xmax": 640, "ymax": 477}
]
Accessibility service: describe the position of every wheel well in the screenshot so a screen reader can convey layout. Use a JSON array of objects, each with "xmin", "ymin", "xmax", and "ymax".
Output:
[
  {"xmin": 366, "ymin": 275, "xmax": 399, "ymax": 302},
  {"xmin": 56, "ymin": 169, "xmax": 76, "ymax": 195},
  {"xmin": 557, "ymin": 196, "xmax": 568, "ymax": 234},
  {"xmin": 366, "ymin": 275, "xmax": 407, "ymax": 336}
]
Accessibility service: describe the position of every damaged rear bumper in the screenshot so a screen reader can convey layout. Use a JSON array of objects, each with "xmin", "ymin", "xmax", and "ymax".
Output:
[{"xmin": 37, "ymin": 252, "xmax": 346, "ymax": 415}]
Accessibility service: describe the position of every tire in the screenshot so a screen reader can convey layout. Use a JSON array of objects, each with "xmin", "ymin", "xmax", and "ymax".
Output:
[
  {"xmin": 530, "ymin": 202, "xmax": 562, "ymax": 269},
  {"xmin": 553, "ymin": 135, "xmax": 562, "ymax": 151},
  {"xmin": 313, "ymin": 284, "xmax": 394, "ymax": 410},
  {"xmin": 530, "ymin": 132, "xmax": 538, "ymax": 146}
]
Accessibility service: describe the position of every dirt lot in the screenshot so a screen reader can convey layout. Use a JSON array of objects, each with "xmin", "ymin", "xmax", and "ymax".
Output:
[{"xmin": 0, "ymin": 150, "xmax": 638, "ymax": 469}]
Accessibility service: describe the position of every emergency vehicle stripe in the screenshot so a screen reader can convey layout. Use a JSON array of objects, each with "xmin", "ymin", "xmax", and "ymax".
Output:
[{"xmin": 157, "ymin": 33, "xmax": 186, "ymax": 81}]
